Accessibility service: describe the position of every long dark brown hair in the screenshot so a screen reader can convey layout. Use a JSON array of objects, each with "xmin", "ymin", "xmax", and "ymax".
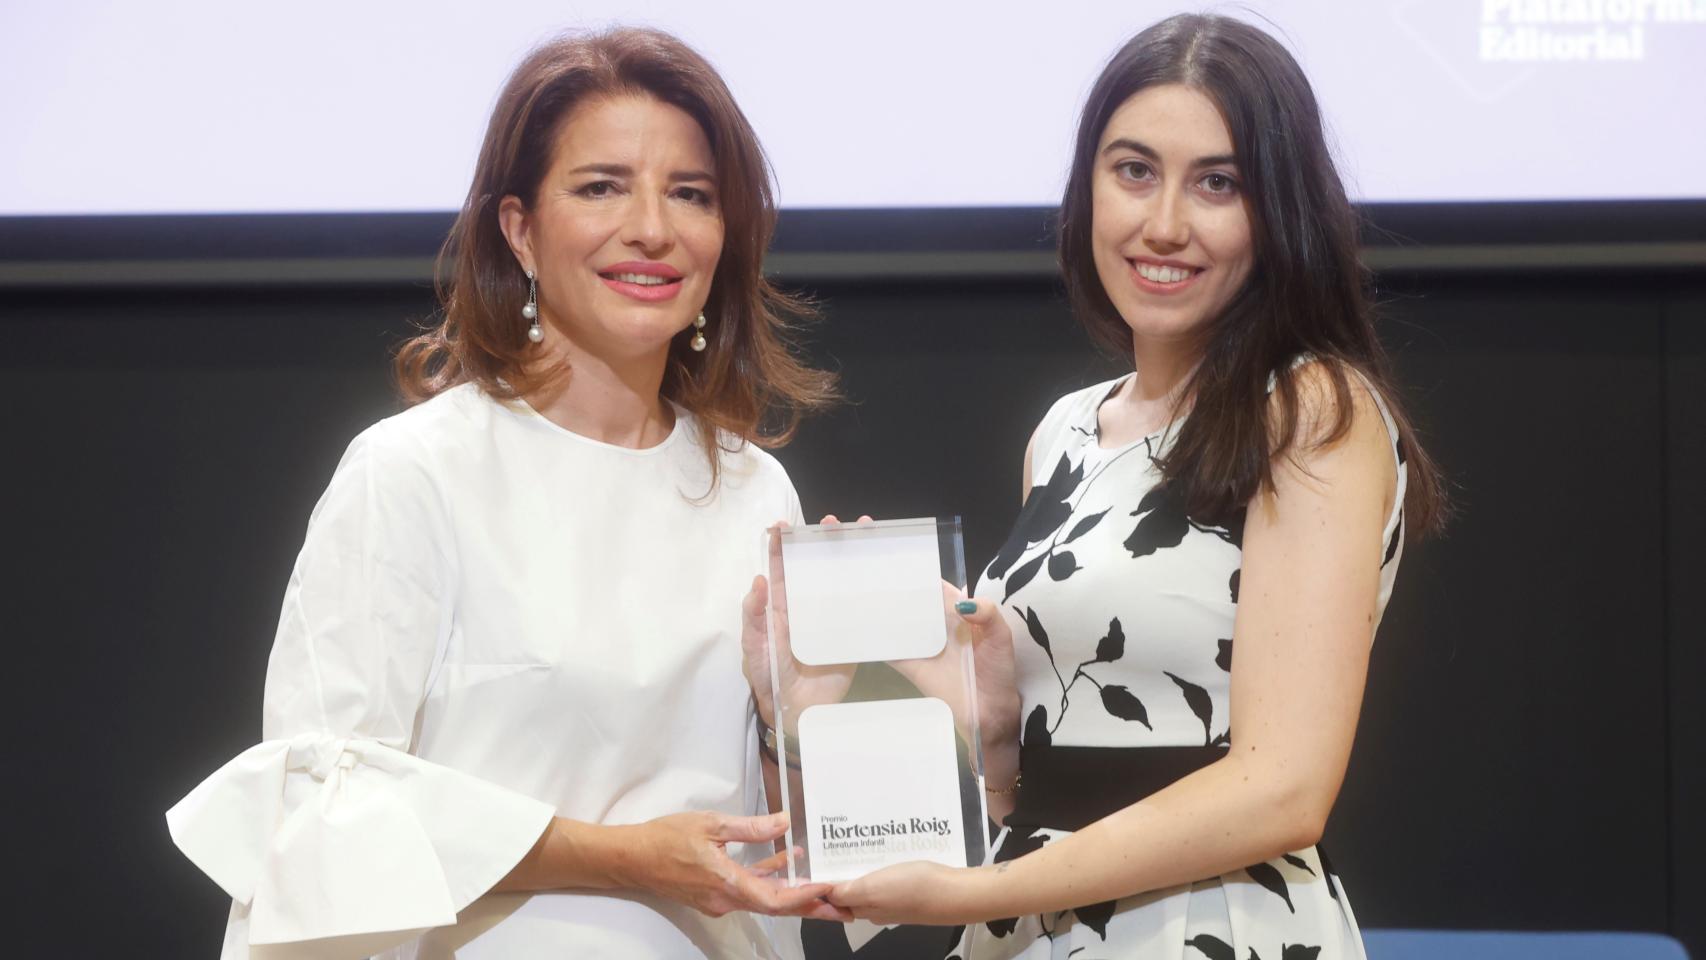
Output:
[
  {"xmin": 395, "ymin": 27, "xmax": 835, "ymax": 483},
  {"xmin": 1059, "ymin": 14, "xmax": 1446, "ymax": 535}
]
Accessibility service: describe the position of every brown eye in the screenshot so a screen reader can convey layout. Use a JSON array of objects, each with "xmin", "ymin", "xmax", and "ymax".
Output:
[
  {"xmin": 1116, "ymin": 160, "xmax": 1154, "ymax": 182},
  {"xmin": 673, "ymin": 186, "xmax": 714, "ymax": 207},
  {"xmin": 1202, "ymin": 173, "xmax": 1238, "ymax": 194}
]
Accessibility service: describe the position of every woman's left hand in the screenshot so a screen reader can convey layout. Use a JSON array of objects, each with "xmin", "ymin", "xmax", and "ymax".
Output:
[
  {"xmin": 829, "ymin": 862, "xmax": 993, "ymax": 926},
  {"xmin": 891, "ymin": 591, "xmax": 1020, "ymax": 749}
]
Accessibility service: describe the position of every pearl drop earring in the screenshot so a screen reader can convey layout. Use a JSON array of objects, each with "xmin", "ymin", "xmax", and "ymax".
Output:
[
  {"xmin": 690, "ymin": 311, "xmax": 707, "ymax": 352},
  {"xmin": 523, "ymin": 270, "xmax": 542, "ymax": 343}
]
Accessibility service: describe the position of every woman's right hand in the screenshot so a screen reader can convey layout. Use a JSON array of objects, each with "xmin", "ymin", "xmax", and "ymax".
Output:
[{"xmin": 620, "ymin": 811, "xmax": 848, "ymax": 921}]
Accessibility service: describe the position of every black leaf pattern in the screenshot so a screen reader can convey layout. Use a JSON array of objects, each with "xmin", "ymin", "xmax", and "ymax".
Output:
[
  {"xmin": 1024, "ymin": 704, "xmax": 1051, "ymax": 747},
  {"xmin": 1383, "ymin": 514, "xmax": 1403, "ymax": 567},
  {"xmin": 1317, "ymin": 844, "xmax": 1341, "ymax": 901},
  {"xmin": 1062, "ymin": 508, "xmax": 1109, "ymax": 545},
  {"xmin": 1003, "ymin": 551, "xmax": 1047, "ymax": 601},
  {"xmin": 1134, "ymin": 484, "xmax": 1166, "ymax": 515},
  {"xmin": 1021, "ymin": 454, "xmax": 1082, "ymax": 540},
  {"xmin": 1248, "ymin": 950, "xmax": 1264, "ymax": 960},
  {"xmin": 1019, "ymin": 606, "xmax": 1051, "ymax": 654},
  {"xmin": 1036, "ymin": 451, "xmax": 1081, "ymax": 507},
  {"xmin": 985, "ymin": 915, "xmax": 1018, "ymax": 938},
  {"xmin": 986, "ymin": 454, "xmax": 1082, "ymax": 581},
  {"xmin": 1216, "ymin": 638, "xmax": 1233, "ymax": 672},
  {"xmin": 1047, "ymin": 550, "xmax": 1081, "ymax": 581},
  {"xmin": 1124, "ymin": 486, "xmax": 1189, "ymax": 558},
  {"xmin": 1246, "ymin": 861, "xmax": 1296, "ymax": 913},
  {"xmin": 1073, "ymin": 899, "xmax": 1116, "ymax": 940},
  {"xmin": 1093, "ymin": 618, "xmax": 1126, "ymax": 663},
  {"xmin": 1166, "ymin": 671, "xmax": 1214, "ymax": 745},
  {"xmin": 1049, "ymin": 450, "xmax": 1087, "ymax": 492},
  {"xmin": 1210, "ymin": 729, "xmax": 1231, "ymax": 747},
  {"xmin": 1281, "ymin": 852, "xmax": 1316, "ymax": 875},
  {"xmin": 1187, "ymin": 934, "xmax": 1236, "ymax": 960},
  {"xmin": 1099, "ymin": 685, "xmax": 1151, "ymax": 728},
  {"xmin": 984, "ymin": 517, "xmax": 1028, "ymax": 582},
  {"xmin": 995, "ymin": 825, "xmax": 1050, "ymax": 863},
  {"xmin": 1282, "ymin": 946, "xmax": 1322, "ymax": 960},
  {"xmin": 1228, "ymin": 568, "xmax": 1241, "ymax": 603}
]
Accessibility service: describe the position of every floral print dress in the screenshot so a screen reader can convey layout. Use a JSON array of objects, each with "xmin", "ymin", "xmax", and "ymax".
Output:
[{"xmin": 950, "ymin": 370, "xmax": 1407, "ymax": 960}]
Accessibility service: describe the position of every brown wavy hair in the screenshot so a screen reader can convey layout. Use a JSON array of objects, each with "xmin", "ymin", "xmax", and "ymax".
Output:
[
  {"xmin": 1059, "ymin": 14, "xmax": 1447, "ymax": 536},
  {"xmin": 395, "ymin": 27, "xmax": 835, "ymax": 483}
]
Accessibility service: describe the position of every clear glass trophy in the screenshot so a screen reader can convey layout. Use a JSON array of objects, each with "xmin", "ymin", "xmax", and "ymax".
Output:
[{"xmin": 761, "ymin": 517, "xmax": 991, "ymax": 885}]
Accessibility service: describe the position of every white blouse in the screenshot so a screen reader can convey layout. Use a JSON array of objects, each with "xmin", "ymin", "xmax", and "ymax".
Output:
[{"xmin": 166, "ymin": 383, "xmax": 805, "ymax": 959}]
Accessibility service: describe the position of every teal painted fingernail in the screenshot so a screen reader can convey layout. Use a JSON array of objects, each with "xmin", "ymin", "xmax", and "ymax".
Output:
[{"xmin": 955, "ymin": 600, "xmax": 977, "ymax": 615}]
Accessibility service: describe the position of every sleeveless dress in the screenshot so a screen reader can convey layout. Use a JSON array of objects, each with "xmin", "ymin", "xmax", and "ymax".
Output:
[{"xmin": 950, "ymin": 367, "xmax": 1407, "ymax": 960}]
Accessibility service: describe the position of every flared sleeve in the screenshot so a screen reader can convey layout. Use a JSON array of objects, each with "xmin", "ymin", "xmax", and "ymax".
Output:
[{"xmin": 165, "ymin": 421, "xmax": 557, "ymax": 954}]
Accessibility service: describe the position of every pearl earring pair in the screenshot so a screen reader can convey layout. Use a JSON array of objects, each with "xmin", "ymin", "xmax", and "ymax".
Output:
[{"xmin": 520, "ymin": 269, "xmax": 708, "ymax": 353}]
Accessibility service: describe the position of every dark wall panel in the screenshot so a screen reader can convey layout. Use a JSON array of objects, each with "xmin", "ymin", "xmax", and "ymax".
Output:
[
  {"xmin": 774, "ymin": 280, "xmax": 1119, "ymax": 566},
  {"xmin": 1333, "ymin": 279, "xmax": 1670, "ymax": 932},
  {"xmin": 4, "ymin": 273, "xmax": 1698, "ymax": 957},
  {"xmin": 1665, "ymin": 295, "xmax": 1705, "ymax": 954},
  {"xmin": 6, "ymin": 289, "xmax": 424, "ymax": 956}
]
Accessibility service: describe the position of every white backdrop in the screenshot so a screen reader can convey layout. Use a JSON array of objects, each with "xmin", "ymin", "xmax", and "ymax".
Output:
[{"xmin": 3, "ymin": 0, "xmax": 1703, "ymax": 214}]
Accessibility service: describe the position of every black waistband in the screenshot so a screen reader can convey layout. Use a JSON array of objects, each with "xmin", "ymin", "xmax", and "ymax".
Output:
[{"xmin": 1004, "ymin": 743, "xmax": 1229, "ymax": 833}]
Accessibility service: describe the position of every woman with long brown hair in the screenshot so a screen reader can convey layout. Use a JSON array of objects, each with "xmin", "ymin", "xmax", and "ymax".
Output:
[
  {"xmin": 828, "ymin": 14, "xmax": 1446, "ymax": 960},
  {"xmin": 166, "ymin": 27, "xmax": 838, "ymax": 958}
]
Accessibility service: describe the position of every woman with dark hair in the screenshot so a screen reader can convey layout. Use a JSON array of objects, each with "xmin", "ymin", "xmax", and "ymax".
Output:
[
  {"xmin": 166, "ymin": 27, "xmax": 839, "ymax": 959},
  {"xmin": 829, "ymin": 14, "xmax": 1446, "ymax": 959}
]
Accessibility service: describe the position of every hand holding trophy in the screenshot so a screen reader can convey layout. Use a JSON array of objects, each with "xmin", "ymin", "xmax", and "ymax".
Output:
[
  {"xmin": 740, "ymin": 519, "xmax": 862, "ymax": 733},
  {"xmin": 748, "ymin": 516, "xmax": 994, "ymax": 886},
  {"xmin": 889, "ymin": 587, "xmax": 1021, "ymax": 757}
]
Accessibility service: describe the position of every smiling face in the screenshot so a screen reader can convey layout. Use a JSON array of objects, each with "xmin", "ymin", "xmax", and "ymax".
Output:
[
  {"xmin": 500, "ymin": 93, "xmax": 723, "ymax": 360},
  {"xmin": 1090, "ymin": 83, "xmax": 1254, "ymax": 350}
]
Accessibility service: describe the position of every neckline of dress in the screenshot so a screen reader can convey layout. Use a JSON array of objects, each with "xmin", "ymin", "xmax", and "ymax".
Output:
[
  {"xmin": 495, "ymin": 389, "xmax": 689, "ymax": 456},
  {"xmin": 1089, "ymin": 373, "xmax": 1185, "ymax": 455}
]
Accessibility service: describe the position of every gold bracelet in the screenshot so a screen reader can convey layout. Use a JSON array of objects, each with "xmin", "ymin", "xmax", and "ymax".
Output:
[{"xmin": 984, "ymin": 771, "xmax": 1022, "ymax": 797}]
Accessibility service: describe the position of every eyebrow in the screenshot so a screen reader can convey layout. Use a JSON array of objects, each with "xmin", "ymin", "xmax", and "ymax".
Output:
[
  {"xmin": 568, "ymin": 163, "xmax": 715, "ymax": 183},
  {"xmin": 1101, "ymin": 138, "xmax": 1236, "ymax": 169}
]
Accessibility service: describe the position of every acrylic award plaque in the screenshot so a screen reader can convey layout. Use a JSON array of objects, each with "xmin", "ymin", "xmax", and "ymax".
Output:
[{"xmin": 761, "ymin": 517, "xmax": 991, "ymax": 885}]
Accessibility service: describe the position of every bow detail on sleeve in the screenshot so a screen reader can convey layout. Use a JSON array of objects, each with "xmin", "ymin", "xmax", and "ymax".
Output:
[{"xmin": 166, "ymin": 732, "xmax": 556, "ymax": 946}]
